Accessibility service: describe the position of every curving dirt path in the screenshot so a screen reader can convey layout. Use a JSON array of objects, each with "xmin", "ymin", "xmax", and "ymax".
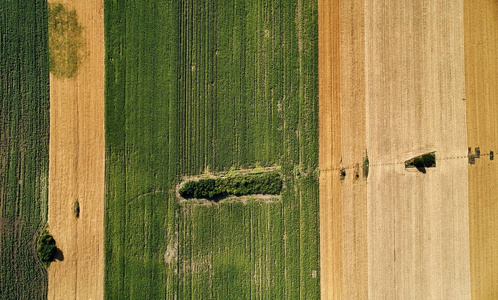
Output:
[{"xmin": 47, "ymin": 0, "xmax": 105, "ymax": 299}]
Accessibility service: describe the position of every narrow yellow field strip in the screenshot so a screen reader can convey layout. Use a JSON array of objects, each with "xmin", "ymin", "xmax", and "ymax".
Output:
[
  {"xmin": 47, "ymin": 0, "xmax": 105, "ymax": 299},
  {"xmin": 464, "ymin": 0, "xmax": 498, "ymax": 298}
]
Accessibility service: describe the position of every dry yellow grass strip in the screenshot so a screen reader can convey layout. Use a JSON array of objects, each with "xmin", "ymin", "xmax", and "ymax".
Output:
[
  {"xmin": 318, "ymin": 0, "xmax": 343, "ymax": 298},
  {"xmin": 338, "ymin": 0, "xmax": 368, "ymax": 298},
  {"xmin": 365, "ymin": 0, "xmax": 470, "ymax": 298},
  {"xmin": 47, "ymin": 0, "xmax": 105, "ymax": 299},
  {"xmin": 319, "ymin": 0, "xmax": 369, "ymax": 298},
  {"xmin": 464, "ymin": 0, "xmax": 498, "ymax": 298}
]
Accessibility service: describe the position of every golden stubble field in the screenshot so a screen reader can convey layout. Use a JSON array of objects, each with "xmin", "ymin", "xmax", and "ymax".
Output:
[
  {"xmin": 319, "ymin": 0, "xmax": 368, "ymax": 299},
  {"xmin": 465, "ymin": 0, "xmax": 498, "ymax": 298},
  {"xmin": 320, "ymin": 0, "xmax": 476, "ymax": 298},
  {"xmin": 47, "ymin": 0, "xmax": 105, "ymax": 299}
]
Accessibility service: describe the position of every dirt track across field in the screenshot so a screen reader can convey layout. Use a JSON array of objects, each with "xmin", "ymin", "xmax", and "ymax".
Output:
[
  {"xmin": 464, "ymin": 0, "xmax": 498, "ymax": 298},
  {"xmin": 320, "ymin": 0, "xmax": 472, "ymax": 298},
  {"xmin": 47, "ymin": 0, "xmax": 105, "ymax": 299}
]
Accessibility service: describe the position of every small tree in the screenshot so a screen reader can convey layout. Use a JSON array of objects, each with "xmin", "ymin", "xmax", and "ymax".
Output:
[
  {"xmin": 37, "ymin": 230, "xmax": 57, "ymax": 267},
  {"xmin": 413, "ymin": 157, "xmax": 424, "ymax": 169},
  {"xmin": 422, "ymin": 153, "xmax": 436, "ymax": 167}
]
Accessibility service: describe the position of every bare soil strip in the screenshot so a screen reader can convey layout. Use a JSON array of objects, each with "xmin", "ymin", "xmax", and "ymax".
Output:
[
  {"xmin": 464, "ymin": 0, "xmax": 498, "ymax": 298},
  {"xmin": 365, "ymin": 0, "xmax": 470, "ymax": 298},
  {"xmin": 47, "ymin": 0, "xmax": 105, "ymax": 299}
]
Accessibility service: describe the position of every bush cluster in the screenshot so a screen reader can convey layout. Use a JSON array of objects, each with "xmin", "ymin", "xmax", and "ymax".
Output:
[
  {"xmin": 422, "ymin": 153, "xmax": 436, "ymax": 167},
  {"xmin": 413, "ymin": 153, "xmax": 436, "ymax": 168},
  {"xmin": 179, "ymin": 173, "xmax": 283, "ymax": 200},
  {"xmin": 37, "ymin": 231, "xmax": 57, "ymax": 266}
]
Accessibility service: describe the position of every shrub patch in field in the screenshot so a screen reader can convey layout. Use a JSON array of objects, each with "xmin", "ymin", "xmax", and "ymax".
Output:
[
  {"xmin": 405, "ymin": 152, "xmax": 436, "ymax": 173},
  {"xmin": 37, "ymin": 230, "xmax": 57, "ymax": 267},
  {"xmin": 179, "ymin": 172, "xmax": 282, "ymax": 200}
]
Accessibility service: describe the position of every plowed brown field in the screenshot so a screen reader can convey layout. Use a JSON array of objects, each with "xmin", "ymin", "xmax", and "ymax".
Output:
[
  {"xmin": 47, "ymin": 0, "xmax": 105, "ymax": 299},
  {"xmin": 464, "ymin": 0, "xmax": 498, "ymax": 298}
]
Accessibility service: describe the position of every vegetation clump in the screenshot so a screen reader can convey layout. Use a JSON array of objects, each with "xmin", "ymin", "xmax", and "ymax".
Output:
[
  {"xmin": 179, "ymin": 173, "xmax": 282, "ymax": 200},
  {"xmin": 74, "ymin": 199, "xmax": 80, "ymax": 218},
  {"xmin": 48, "ymin": 3, "xmax": 84, "ymax": 78},
  {"xmin": 421, "ymin": 153, "xmax": 436, "ymax": 167},
  {"xmin": 405, "ymin": 152, "xmax": 436, "ymax": 170},
  {"xmin": 340, "ymin": 167, "xmax": 346, "ymax": 180},
  {"xmin": 37, "ymin": 230, "xmax": 57, "ymax": 267},
  {"xmin": 363, "ymin": 154, "xmax": 369, "ymax": 178}
]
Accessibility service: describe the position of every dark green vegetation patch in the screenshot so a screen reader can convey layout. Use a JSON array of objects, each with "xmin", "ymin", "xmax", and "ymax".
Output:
[
  {"xmin": 0, "ymin": 1, "xmax": 50, "ymax": 299},
  {"xmin": 37, "ymin": 231, "xmax": 57, "ymax": 267},
  {"xmin": 105, "ymin": 0, "xmax": 319, "ymax": 299},
  {"xmin": 48, "ymin": 3, "xmax": 83, "ymax": 78},
  {"xmin": 179, "ymin": 173, "xmax": 282, "ymax": 200},
  {"xmin": 405, "ymin": 152, "xmax": 437, "ymax": 169}
]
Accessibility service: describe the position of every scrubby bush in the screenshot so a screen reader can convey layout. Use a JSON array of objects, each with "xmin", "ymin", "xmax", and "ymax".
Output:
[
  {"xmin": 37, "ymin": 230, "xmax": 57, "ymax": 267},
  {"xmin": 413, "ymin": 157, "xmax": 424, "ymax": 168},
  {"xmin": 363, "ymin": 155, "xmax": 369, "ymax": 178},
  {"xmin": 179, "ymin": 173, "xmax": 282, "ymax": 200},
  {"xmin": 422, "ymin": 153, "xmax": 436, "ymax": 167}
]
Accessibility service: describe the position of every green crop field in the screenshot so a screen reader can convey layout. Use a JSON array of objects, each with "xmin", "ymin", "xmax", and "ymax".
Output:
[
  {"xmin": 105, "ymin": 0, "xmax": 319, "ymax": 298},
  {"xmin": 0, "ymin": 1, "xmax": 50, "ymax": 299}
]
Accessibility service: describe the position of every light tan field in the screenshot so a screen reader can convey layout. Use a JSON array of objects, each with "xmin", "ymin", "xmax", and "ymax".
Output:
[
  {"xmin": 464, "ymin": 0, "xmax": 498, "ymax": 298},
  {"xmin": 365, "ymin": 0, "xmax": 471, "ymax": 298},
  {"xmin": 47, "ymin": 0, "xmax": 105, "ymax": 299},
  {"xmin": 320, "ymin": 0, "xmax": 473, "ymax": 299}
]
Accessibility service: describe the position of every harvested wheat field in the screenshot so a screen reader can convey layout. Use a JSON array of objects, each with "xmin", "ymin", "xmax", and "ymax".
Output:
[
  {"xmin": 47, "ymin": 0, "xmax": 105, "ymax": 299},
  {"xmin": 320, "ymin": 0, "xmax": 478, "ymax": 298},
  {"xmin": 365, "ymin": 0, "xmax": 471, "ymax": 298},
  {"xmin": 465, "ymin": 0, "xmax": 498, "ymax": 298},
  {"xmin": 318, "ymin": 0, "xmax": 343, "ymax": 298},
  {"xmin": 319, "ymin": 0, "xmax": 368, "ymax": 299}
]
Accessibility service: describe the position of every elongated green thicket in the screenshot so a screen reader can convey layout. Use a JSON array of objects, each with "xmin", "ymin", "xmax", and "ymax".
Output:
[{"xmin": 179, "ymin": 173, "xmax": 282, "ymax": 200}]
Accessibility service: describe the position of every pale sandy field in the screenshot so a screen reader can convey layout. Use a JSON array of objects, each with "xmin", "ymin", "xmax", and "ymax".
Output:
[
  {"xmin": 47, "ymin": 0, "xmax": 105, "ymax": 299},
  {"xmin": 320, "ymin": 0, "xmax": 473, "ymax": 299},
  {"xmin": 365, "ymin": 0, "xmax": 471, "ymax": 298},
  {"xmin": 464, "ymin": 0, "xmax": 498, "ymax": 298}
]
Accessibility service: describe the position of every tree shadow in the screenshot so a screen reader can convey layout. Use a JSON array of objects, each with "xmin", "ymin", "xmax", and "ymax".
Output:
[
  {"xmin": 415, "ymin": 165, "xmax": 426, "ymax": 174},
  {"xmin": 54, "ymin": 248, "xmax": 64, "ymax": 261}
]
